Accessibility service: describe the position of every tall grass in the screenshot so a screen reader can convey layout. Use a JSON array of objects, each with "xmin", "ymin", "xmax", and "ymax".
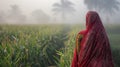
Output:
[
  {"xmin": 56, "ymin": 24, "xmax": 84, "ymax": 67},
  {"xmin": 0, "ymin": 24, "xmax": 120, "ymax": 67},
  {"xmin": 0, "ymin": 24, "xmax": 68, "ymax": 67}
]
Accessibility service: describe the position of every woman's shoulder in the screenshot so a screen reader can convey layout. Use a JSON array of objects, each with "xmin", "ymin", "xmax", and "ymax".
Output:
[
  {"xmin": 78, "ymin": 30, "xmax": 86, "ymax": 35},
  {"xmin": 77, "ymin": 30, "xmax": 86, "ymax": 39},
  {"xmin": 76, "ymin": 33, "xmax": 83, "ymax": 39}
]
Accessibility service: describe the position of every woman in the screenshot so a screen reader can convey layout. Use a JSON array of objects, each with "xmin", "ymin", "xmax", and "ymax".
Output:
[{"xmin": 71, "ymin": 11, "xmax": 114, "ymax": 67}]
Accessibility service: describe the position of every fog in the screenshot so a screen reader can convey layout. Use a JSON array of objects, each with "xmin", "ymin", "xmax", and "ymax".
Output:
[{"xmin": 0, "ymin": 0, "xmax": 120, "ymax": 24}]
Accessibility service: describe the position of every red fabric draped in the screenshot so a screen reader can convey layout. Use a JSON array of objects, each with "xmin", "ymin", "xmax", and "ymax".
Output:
[{"xmin": 71, "ymin": 11, "xmax": 114, "ymax": 67}]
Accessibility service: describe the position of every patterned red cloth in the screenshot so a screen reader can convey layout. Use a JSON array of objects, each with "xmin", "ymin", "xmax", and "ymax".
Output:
[{"xmin": 71, "ymin": 11, "xmax": 114, "ymax": 67}]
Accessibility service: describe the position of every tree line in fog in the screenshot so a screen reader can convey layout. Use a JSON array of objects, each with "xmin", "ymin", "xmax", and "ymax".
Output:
[{"xmin": 0, "ymin": 0, "xmax": 120, "ymax": 24}]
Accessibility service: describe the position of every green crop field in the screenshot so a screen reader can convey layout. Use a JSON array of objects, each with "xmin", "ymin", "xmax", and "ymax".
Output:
[{"xmin": 0, "ymin": 24, "xmax": 120, "ymax": 67}]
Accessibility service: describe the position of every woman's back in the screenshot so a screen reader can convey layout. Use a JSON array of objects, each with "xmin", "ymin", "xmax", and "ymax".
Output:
[{"xmin": 71, "ymin": 11, "xmax": 114, "ymax": 67}]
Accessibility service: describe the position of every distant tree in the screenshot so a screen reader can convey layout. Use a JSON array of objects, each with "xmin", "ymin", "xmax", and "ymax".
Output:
[
  {"xmin": 7, "ymin": 5, "xmax": 26, "ymax": 23},
  {"xmin": 84, "ymin": 0, "xmax": 120, "ymax": 22},
  {"xmin": 0, "ymin": 11, "xmax": 6, "ymax": 23},
  {"xmin": 52, "ymin": 0, "xmax": 75, "ymax": 22},
  {"xmin": 31, "ymin": 9, "xmax": 50, "ymax": 23}
]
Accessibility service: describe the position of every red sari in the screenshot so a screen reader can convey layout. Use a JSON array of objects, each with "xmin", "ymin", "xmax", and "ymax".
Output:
[{"xmin": 71, "ymin": 11, "xmax": 114, "ymax": 67}]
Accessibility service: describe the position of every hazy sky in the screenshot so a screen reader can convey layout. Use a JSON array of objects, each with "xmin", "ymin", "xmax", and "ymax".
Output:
[
  {"xmin": 0, "ymin": 0, "xmax": 86, "ymax": 15},
  {"xmin": 0, "ymin": 0, "xmax": 57, "ymax": 15},
  {"xmin": 0, "ymin": 0, "xmax": 120, "ymax": 23}
]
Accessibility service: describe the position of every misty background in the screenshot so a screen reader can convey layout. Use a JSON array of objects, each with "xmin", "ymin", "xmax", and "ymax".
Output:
[{"xmin": 0, "ymin": 0, "xmax": 120, "ymax": 24}]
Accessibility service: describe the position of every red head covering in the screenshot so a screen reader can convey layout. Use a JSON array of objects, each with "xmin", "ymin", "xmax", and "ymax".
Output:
[{"xmin": 71, "ymin": 11, "xmax": 114, "ymax": 67}]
